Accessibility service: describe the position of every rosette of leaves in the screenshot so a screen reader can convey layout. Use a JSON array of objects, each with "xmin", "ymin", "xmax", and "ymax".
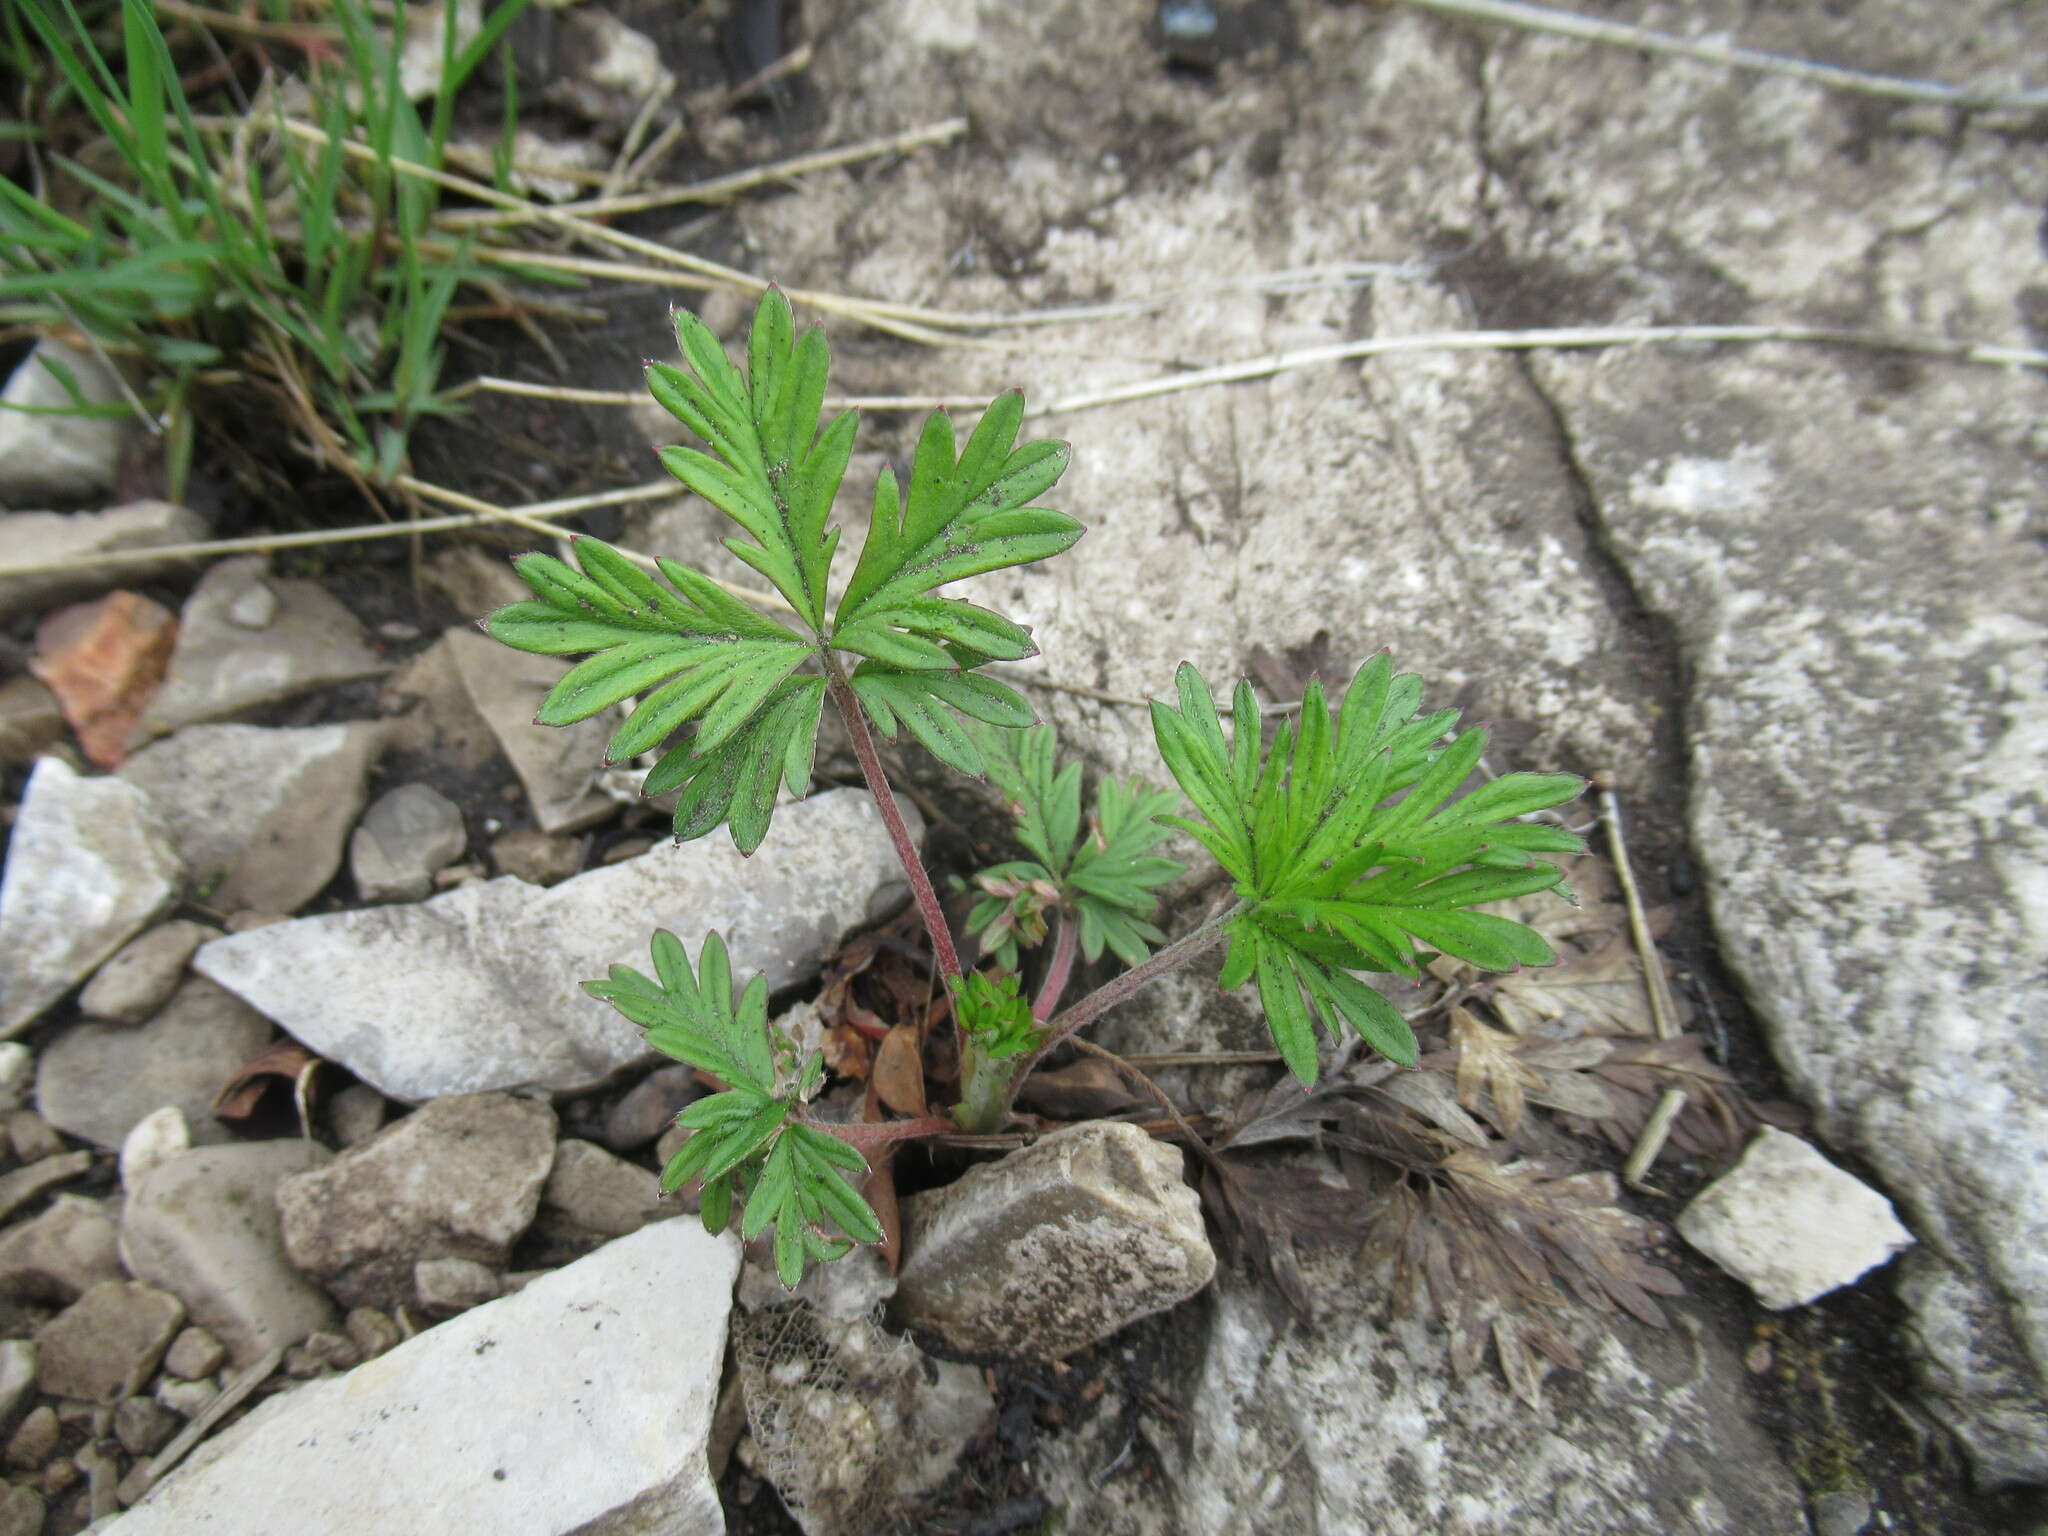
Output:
[
  {"xmin": 1151, "ymin": 655, "xmax": 1585, "ymax": 1085},
  {"xmin": 482, "ymin": 288, "xmax": 1081, "ymax": 853},
  {"xmin": 586, "ymin": 931, "xmax": 881, "ymax": 1287},
  {"xmin": 964, "ymin": 719, "xmax": 1183, "ymax": 967}
]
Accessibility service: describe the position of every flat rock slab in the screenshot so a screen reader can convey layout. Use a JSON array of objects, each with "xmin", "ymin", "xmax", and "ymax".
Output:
[
  {"xmin": 120, "ymin": 723, "xmax": 384, "ymax": 914},
  {"xmin": 121, "ymin": 1141, "xmax": 338, "ymax": 1367},
  {"xmin": 0, "ymin": 1197, "xmax": 123, "ymax": 1305},
  {"xmin": 106, "ymin": 1222, "xmax": 739, "ymax": 1536},
  {"xmin": 37, "ymin": 976, "xmax": 273, "ymax": 1151},
  {"xmin": 444, "ymin": 626, "xmax": 615, "ymax": 833},
  {"xmin": 277, "ymin": 1092, "xmax": 558, "ymax": 1309},
  {"xmin": 0, "ymin": 341, "xmax": 132, "ymax": 506},
  {"xmin": 0, "ymin": 757, "xmax": 182, "ymax": 1038},
  {"xmin": 895, "ymin": 1121, "xmax": 1214, "ymax": 1359},
  {"xmin": 0, "ymin": 502, "xmax": 206, "ymax": 626},
  {"xmin": 136, "ymin": 557, "xmax": 385, "ymax": 740},
  {"xmin": 195, "ymin": 788, "xmax": 913, "ymax": 1102}
]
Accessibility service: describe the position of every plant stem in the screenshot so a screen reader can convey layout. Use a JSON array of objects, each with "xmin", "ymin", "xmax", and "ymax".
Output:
[
  {"xmin": 1033, "ymin": 910, "xmax": 1079, "ymax": 1022},
  {"xmin": 814, "ymin": 1115, "xmax": 956, "ymax": 1154},
  {"xmin": 823, "ymin": 652, "xmax": 964, "ymax": 989},
  {"xmin": 1021, "ymin": 896, "xmax": 1253, "ymax": 1078}
]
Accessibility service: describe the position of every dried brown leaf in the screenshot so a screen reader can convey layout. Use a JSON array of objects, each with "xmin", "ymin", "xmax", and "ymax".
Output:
[
  {"xmin": 213, "ymin": 1040, "xmax": 318, "ymax": 1123},
  {"xmin": 870, "ymin": 1025, "xmax": 927, "ymax": 1118},
  {"xmin": 1015, "ymin": 1058, "xmax": 1143, "ymax": 1121}
]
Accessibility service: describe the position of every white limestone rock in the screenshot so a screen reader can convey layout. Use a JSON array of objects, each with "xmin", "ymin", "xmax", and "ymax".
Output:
[
  {"xmin": 275, "ymin": 1092, "xmax": 557, "ymax": 1309},
  {"xmin": 0, "ymin": 757, "xmax": 182, "ymax": 1038},
  {"xmin": 121, "ymin": 1140, "xmax": 339, "ymax": 1368},
  {"xmin": 136, "ymin": 557, "xmax": 385, "ymax": 739},
  {"xmin": 195, "ymin": 788, "xmax": 914, "ymax": 1102},
  {"xmin": 120, "ymin": 724, "xmax": 384, "ymax": 915},
  {"xmin": 104, "ymin": 1222, "xmax": 739, "ymax": 1536},
  {"xmin": 1677, "ymin": 1129, "xmax": 1914, "ymax": 1311},
  {"xmin": 79, "ymin": 920, "xmax": 219, "ymax": 1025},
  {"xmin": 37, "ymin": 977, "xmax": 272, "ymax": 1150},
  {"xmin": 0, "ymin": 502, "xmax": 206, "ymax": 624},
  {"xmin": 895, "ymin": 1121, "xmax": 1215, "ymax": 1359},
  {"xmin": 444, "ymin": 626, "xmax": 614, "ymax": 834},
  {"xmin": 0, "ymin": 341, "xmax": 132, "ymax": 505}
]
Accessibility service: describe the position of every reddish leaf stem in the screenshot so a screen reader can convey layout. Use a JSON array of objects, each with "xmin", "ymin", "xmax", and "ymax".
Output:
[
  {"xmin": 823, "ymin": 653, "xmax": 964, "ymax": 991},
  {"xmin": 814, "ymin": 1115, "xmax": 957, "ymax": 1153},
  {"xmin": 1032, "ymin": 909, "xmax": 1079, "ymax": 1022},
  {"xmin": 1021, "ymin": 896, "xmax": 1252, "ymax": 1078}
]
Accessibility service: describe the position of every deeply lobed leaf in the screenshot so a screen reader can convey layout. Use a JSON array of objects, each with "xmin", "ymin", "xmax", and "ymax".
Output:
[
  {"xmin": 593, "ymin": 929, "xmax": 881, "ymax": 1287},
  {"xmin": 1153, "ymin": 657, "xmax": 1586, "ymax": 1085}
]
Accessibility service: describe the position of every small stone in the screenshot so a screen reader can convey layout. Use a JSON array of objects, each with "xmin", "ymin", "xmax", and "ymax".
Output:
[
  {"xmin": 603, "ymin": 1064, "xmax": 702, "ymax": 1152},
  {"xmin": 119, "ymin": 1107, "xmax": 190, "ymax": 1192},
  {"xmin": 896, "ymin": 1121, "xmax": 1217, "ymax": 1359},
  {"xmin": 112, "ymin": 1395, "xmax": 178, "ymax": 1456},
  {"xmin": 119, "ymin": 722, "xmax": 385, "ymax": 915},
  {"xmin": 414, "ymin": 1258, "xmax": 499, "ymax": 1317},
  {"xmin": 446, "ymin": 627, "xmax": 614, "ymax": 834},
  {"xmin": 0, "ymin": 501, "xmax": 205, "ymax": 626},
  {"xmin": 302, "ymin": 1332, "xmax": 359, "ymax": 1371},
  {"xmin": 0, "ymin": 757, "xmax": 182, "ymax": 1039},
  {"xmin": 0, "ymin": 1046, "xmax": 30, "ymax": 1114},
  {"xmin": 0, "ymin": 1151, "xmax": 92, "ymax": 1225},
  {"xmin": 120, "ymin": 1141, "xmax": 337, "ymax": 1369},
  {"xmin": 161, "ymin": 1327, "xmax": 225, "ymax": 1383},
  {"xmin": 7, "ymin": 1109, "xmax": 65, "ymax": 1165},
  {"xmin": 0, "ymin": 1197, "xmax": 122, "ymax": 1303},
  {"xmin": 37, "ymin": 976, "xmax": 272, "ymax": 1151},
  {"xmin": 545, "ymin": 10, "xmax": 674, "ymax": 123},
  {"xmin": 1676, "ymin": 1128, "xmax": 1915, "ymax": 1310},
  {"xmin": 5, "ymin": 1405, "xmax": 57, "ymax": 1469},
  {"xmin": 489, "ymin": 826, "xmax": 583, "ymax": 885},
  {"xmin": 342, "ymin": 1307, "xmax": 401, "ymax": 1361},
  {"xmin": 326, "ymin": 1084, "xmax": 387, "ymax": 1148},
  {"xmin": 600, "ymin": 836, "xmax": 654, "ymax": 865},
  {"xmin": 35, "ymin": 1281, "xmax": 184, "ymax": 1402},
  {"xmin": 0, "ymin": 1340, "xmax": 34, "ymax": 1434},
  {"xmin": 431, "ymin": 862, "xmax": 481, "ymax": 889},
  {"xmin": 1810, "ymin": 1488, "xmax": 1874, "ymax": 1536},
  {"xmin": 136, "ymin": 557, "xmax": 386, "ymax": 740},
  {"xmin": 537, "ymin": 1140, "xmax": 668, "ymax": 1246},
  {"xmin": 0, "ymin": 675, "xmax": 65, "ymax": 767},
  {"xmin": 154, "ymin": 1375, "xmax": 217, "ymax": 1418},
  {"xmin": 36, "ymin": 1456, "xmax": 74, "ymax": 1496},
  {"xmin": 349, "ymin": 784, "xmax": 466, "ymax": 903},
  {"xmin": 0, "ymin": 341, "xmax": 131, "ymax": 504},
  {"xmin": 281, "ymin": 1344, "xmax": 330, "ymax": 1379},
  {"xmin": 276, "ymin": 1092, "xmax": 557, "ymax": 1308},
  {"xmin": 223, "ymin": 581, "xmax": 278, "ymax": 630},
  {"xmin": 28, "ymin": 591, "xmax": 179, "ymax": 769},
  {"xmin": 79, "ymin": 921, "xmax": 217, "ymax": 1025}
]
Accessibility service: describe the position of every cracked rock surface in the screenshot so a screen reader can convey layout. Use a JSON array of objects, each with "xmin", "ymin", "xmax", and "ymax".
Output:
[{"xmin": 708, "ymin": 0, "xmax": 2048, "ymax": 1504}]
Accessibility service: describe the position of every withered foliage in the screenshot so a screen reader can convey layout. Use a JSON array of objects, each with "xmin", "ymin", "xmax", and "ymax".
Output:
[{"xmin": 1196, "ymin": 854, "xmax": 1788, "ymax": 1406}]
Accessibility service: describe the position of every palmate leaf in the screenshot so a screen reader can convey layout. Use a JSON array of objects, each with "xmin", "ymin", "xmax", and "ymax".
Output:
[
  {"xmin": 1153, "ymin": 655, "xmax": 1587, "ymax": 1085},
  {"xmin": 964, "ymin": 720, "xmax": 1184, "ymax": 965},
  {"xmin": 589, "ymin": 931, "xmax": 881, "ymax": 1288},
  {"xmin": 485, "ymin": 288, "xmax": 1082, "ymax": 853}
]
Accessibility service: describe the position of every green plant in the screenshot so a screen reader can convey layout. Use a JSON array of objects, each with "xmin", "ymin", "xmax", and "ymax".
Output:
[
  {"xmin": 0, "ymin": 0, "xmax": 548, "ymax": 499},
  {"xmin": 486, "ymin": 288, "xmax": 1586, "ymax": 1286}
]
